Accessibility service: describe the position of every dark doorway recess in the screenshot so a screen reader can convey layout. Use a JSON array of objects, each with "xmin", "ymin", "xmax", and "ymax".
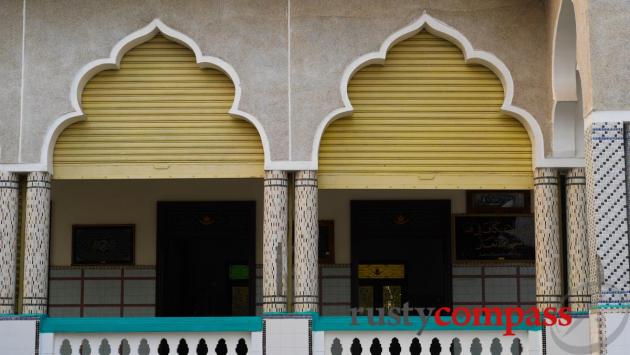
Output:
[
  {"xmin": 156, "ymin": 201, "xmax": 256, "ymax": 316},
  {"xmin": 351, "ymin": 200, "xmax": 452, "ymax": 311}
]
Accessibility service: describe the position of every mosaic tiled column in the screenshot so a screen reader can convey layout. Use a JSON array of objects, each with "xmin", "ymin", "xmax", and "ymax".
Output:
[
  {"xmin": 566, "ymin": 168, "xmax": 590, "ymax": 311},
  {"xmin": 534, "ymin": 168, "xmax": 563, "ymax": 309},
  {"xmin": 263, "ymin": 170, "xmax": 288, "ymax": 313},
  {"xmin": 21, "ymin": 172, "xmax": 51, "ymax": 314},
  {"xmin": 584, "ymin": 123, "xmax": 603, "ymax": 354},
  {"xmin": 0, "ymin": 172, "xmax": 20, "ymax": 314},
  {"xmin": 293, "ymin": 170, "xmax": 319, "ymax": 312},
  {"xmin": 587, "ymin": 122, "xmax": 630, "ymax": 305}
]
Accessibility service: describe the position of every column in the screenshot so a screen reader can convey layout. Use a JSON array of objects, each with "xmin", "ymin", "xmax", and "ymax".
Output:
[
  {"xmin": 293, "ymin": 170, "xmax": 319, "ymax": 312},
  {"xmin": 566, "ymin": 168, "xmax": 590, "ymax": 311},
  {"xmin": 21, "ymin": 172, "xmax": 51, "ymax": 315},
  {"xmin": 587, "ymin": 122, "xmax": 630, "ymax": 305},
  {"xmin": 263, "ymin": 170, "xmax": 288, "ymax": 313},
  {"xmin": 533, "ymin": 168, "xmax": 563, "ymax": 309},
  {"xmin": 0, "ymin": 172, "xmax": 20, "ymax": 314}
]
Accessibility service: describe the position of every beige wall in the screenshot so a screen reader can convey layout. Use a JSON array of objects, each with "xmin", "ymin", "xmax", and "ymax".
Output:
[
  {"xmin": 51, "ymin": 181, "xmax": 468, "ymax": 266},
  {"xmin": 50, "ymin": 179, "xmax": 264, "ymax": 266},
  {"xmin": 319, "ymin": 189, "xmax": 466, "ymax": 264}
]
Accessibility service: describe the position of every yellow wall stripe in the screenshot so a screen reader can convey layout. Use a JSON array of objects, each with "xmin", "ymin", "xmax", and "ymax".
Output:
[
  {"xmin": 53, "ymin": 35, "xmax": 264, "ymax": 179},
  {"xmin": 319, "ymin": 31, "xmax": 533, "ymax": 189}
]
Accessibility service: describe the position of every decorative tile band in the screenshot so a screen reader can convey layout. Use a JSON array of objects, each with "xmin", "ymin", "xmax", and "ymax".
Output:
[
  {"xmin": 294, "ymin": 170, "xmax": 319, "ymax": 312},
  {"xmin": 534, "ymin": 168, "xmax": 562, "ymax": 309},
  {"xmin": 22, "ymin": 172, "xmax": 51, "ymax": 315},
  {"xmin": 0, "ymin": 172, "xmax": 19, "ymax": 314},
  {"xmin": 263, "ymin": 171, "xmax": 288, "ymax": 313},
  {"xmin": 589, "ymin": 122, "xmax": 630, "ymax": 305},
  {"xmin": 566, "ymin": 168, "xmax": 590, "ymax": 311}
]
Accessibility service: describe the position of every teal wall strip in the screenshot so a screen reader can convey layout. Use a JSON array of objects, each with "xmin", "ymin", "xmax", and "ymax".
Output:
[
  {"xmin": 32, "ymin": 312, "xmax": 575, "ymax": 333},
  {"xmin": 40, "ymin": 317, "xmax": 263, "ymax": 333},
  {"xmin": 312, "ymin": 315, "xmax": 541, "ymax": 332}
]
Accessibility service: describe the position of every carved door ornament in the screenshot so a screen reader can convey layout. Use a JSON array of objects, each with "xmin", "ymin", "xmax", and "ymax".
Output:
[
  {"xmin": 199, "ymin": 215, "xmax": 216, "ymax": 225},
  {"xmin": 392, "ymin": 215, "xmax": 409, "ymax": 225}
]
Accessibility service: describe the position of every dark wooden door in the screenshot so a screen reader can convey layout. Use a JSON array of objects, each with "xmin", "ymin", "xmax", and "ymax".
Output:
[
  {"xmin": 351, "ymin": 200, "xmax": 452, "ymax": 311},
  {"xmin": 156, "ymin": 201, "xmax": 256, "ymax": 316}
]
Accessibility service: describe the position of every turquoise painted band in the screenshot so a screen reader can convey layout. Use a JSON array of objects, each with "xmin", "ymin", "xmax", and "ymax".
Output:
[
  {"xmin": 40, "ymin": 317, "xmax": 263, "ymax": 333},
  {"xmin": 312, "ymin": 314, "xmax": 541, "ymax": 332},
  {"xmin": 5, "ymin": 311, "xmax": 591, "ymax": 333}
]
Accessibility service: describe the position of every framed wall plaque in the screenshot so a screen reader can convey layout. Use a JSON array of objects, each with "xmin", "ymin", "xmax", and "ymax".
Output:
[
  {"xmin": 466, "ymin": 190, "xmax": 531, "ymax": 214},
  {"xmin": 72, "ymin": 224, "xmax": 135, "ymax": 265},
  {"xmin": 453, "ymin": 215, "xmax": 534, "ymax": 262}
]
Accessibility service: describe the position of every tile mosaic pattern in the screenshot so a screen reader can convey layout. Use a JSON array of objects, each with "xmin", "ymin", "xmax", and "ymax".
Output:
[
  {"xmin": 452, "ymin": 265, "xmax": 535, "ymax": 308},
  {"xmin": 320, "ymin": 267, "xmax": 351, "ymax": 316},
  {"xmin": 48, "ymin": 267, "xmax": 156, "ymax": 317},
  {"xmin": 566, "ymin": 168, "xmax": 590, "ymax": 311},
  {"xmin": 22, "ymin": 172, "xmax": 51, "ymax": 314},
  {"xmin": 534, "ymin": 168, "xmax": 563, "ymax": 308},
  {"xmin": 589, "ymin": 122, "xmax": 630, "ymax": 305},
  {"xmin": 585, "ymin": 123, "xmax": 602, "ymax": 306},
  {"xmin": 0, "ymin": 172, "xmax": 19, "ymax": 314},
  {"xmin": 316, "ymin": 265, "xmax": 533, "ymax": 315},
  {"xmin": 263, "ymin": 170, "xmax": 288, "ymax": 312},
  {"xmin": 293, "ymin": 170, "xmax": 319, "ymax": 312}
]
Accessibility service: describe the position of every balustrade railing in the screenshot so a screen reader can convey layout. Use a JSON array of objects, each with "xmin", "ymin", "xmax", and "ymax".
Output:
[
  {"xmin": 3, "ymin": 314, "xmax": 546, "ymax": 355},
  {"xmin": 52, "ymin": 333, "xmax": 250, "ymax": 355},
  {"xmin": 39, "ymin": 317, "xmax": 261, "ymax": 355},
  {"xmin": 321, "ymin": 330, "xmax": 529, "ymax": 355}
]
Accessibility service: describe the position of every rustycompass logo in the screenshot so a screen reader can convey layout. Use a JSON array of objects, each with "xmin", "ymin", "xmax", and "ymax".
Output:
[{"xmin": 351, "ymin": 303, "xmax": 573, "ymax": 336}]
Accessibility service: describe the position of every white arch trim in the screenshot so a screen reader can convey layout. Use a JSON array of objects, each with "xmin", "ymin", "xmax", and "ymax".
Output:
[
  {"xmin": 552, "ymin": 0, "xmax": 578, "ymax": 102},
  {"xmin": 310, "ymin": 12, "xmax": 583, "ymax": 169},
  {"xmin": 38, "ymin": 19, "xmax": 272, "ymax": 173}
]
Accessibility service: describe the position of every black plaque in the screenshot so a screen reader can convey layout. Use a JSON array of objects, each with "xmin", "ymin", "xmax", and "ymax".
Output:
[
  {"xmin": 72, "ymin": 225, "xmax": 135, "ymax": 265},
  {"xmin": 466, "ymin": 190, "xmax": 531, "ymax": 213},
  {"xmin": 453, "ymin": 215, "xmax": 534, "ymax": 262}
]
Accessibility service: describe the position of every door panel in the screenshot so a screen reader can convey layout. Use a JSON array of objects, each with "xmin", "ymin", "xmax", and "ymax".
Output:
[
  {"xmin": 351, "ymin": 200, "xmax": 452, "ymax": 311},
  {"xmin": 156, "ymin": 201, "xmax": 256, "ymax": 316}
]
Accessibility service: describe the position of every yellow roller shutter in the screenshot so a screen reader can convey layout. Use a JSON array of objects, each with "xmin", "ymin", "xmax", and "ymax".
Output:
[
  {"xmin": 53, "ymin": 35, "xmax": 264, "ymax": 179},
  {"xmin": 318, "ymin": 31, "xmax": 533, "ymax": 189}
]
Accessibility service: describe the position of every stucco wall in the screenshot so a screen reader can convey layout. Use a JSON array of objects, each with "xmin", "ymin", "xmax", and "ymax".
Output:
[
  {"xmin": 1, "ymin": 0, "xmax": 555, "ymax": 166},
  {"xmin": 587, "ymin": 0, "xmax": 630, "ymax": 111},
  {"xmin": 0, "ymin": 0, "xmax": 23, "ymax": 164}
]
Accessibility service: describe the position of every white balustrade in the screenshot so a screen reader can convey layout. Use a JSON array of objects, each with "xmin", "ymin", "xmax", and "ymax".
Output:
[
  {"xmin": 319, "ymin": 330, "xmax": 534, "ymax": 355},
  {"xmin": 47, "ymin": 332, "xmax": 253, "ymax": 355}
]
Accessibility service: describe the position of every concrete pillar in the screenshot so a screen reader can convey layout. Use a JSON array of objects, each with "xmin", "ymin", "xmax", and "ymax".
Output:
[
  {"xmin": 0, "ymin": 172, "xmax": 20, "ymax": 314},
  {"xmin": 293, "ymin": 170, "xmax": 319, "ymax": 312},
  {"xmin": 566, "ymin": 168, "xmax": 590, "ymax": 311},
  {"xmin": 21, "ymin": 172, "xmax": 51, "ymax": 315},
  {"xmin": 534, "ymin": 168, "xmax": 563, "ymax": 309},
  {"xmin": 263, "ymin": 170, "xmax": 288, "ymax": 313}
]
